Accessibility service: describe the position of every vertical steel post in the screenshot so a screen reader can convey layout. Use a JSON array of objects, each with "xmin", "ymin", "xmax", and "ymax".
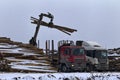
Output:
[
  {"xmin": 38, "ymin": 40, "xmax": 39, "ymax": 48},
  {"xmin": 51, "ymin": 40, "xmax": 54, "ymax": 62},
  {"xmin": 48, "ymin": 40, "xmax": 50, "ymax": 56},
  {"xmin": 45, "ymin": 40, "xmax": 48, "ymax": 55}
]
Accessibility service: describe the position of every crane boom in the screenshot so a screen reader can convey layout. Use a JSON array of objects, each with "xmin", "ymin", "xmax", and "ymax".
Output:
[{"xmin": 29, "ymin": 12, "xmax": 77, "ymax": 46}]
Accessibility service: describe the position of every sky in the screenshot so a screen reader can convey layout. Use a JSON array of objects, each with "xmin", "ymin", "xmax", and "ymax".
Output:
[{"xmin": 0, "ymin": 0, "xmax": 120, "ymax": 49}]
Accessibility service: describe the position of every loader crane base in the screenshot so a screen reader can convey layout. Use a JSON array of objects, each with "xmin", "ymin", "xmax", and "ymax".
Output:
[{"xmin": 29, "ymin": 12, "xmax": 77, "ymax": 46}]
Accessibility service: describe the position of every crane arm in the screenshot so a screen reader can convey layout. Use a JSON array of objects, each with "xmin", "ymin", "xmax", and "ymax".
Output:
[
  {"xmin": 31, "ymin": 18, "xmax": 77, "ymax": 33},
  {"xmin": 29, "ymin": 12, "xmax": 77, "ymax": 46}
]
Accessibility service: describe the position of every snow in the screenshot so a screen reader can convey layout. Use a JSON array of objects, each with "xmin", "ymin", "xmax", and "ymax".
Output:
[
  {"xmin": 0, "ymin": 43, "xmax": 17, "ymax": 49},
  {"xmin": 11, "ymin": 65, "xmax": 57, "ymax": 72},
  {"xmin": 0, "ymin": 43, "xmax": 56, "ymax": 72},
  {"xmin": 82, "ymin": 41, "xmax": 106, "ymax": 50},
  {"xmin": 108, "ymin": 53, "xmax": 120, "ymax": 57},
  {"xmin": 86, "ymin": 41, "xmax": 102, "ymax": 47},
  {"xmin": 1, "ymin": 43, "xmax": 120, "ymax": 80},
  {"xmin": 0, "ymin": 72, "xmax": 120, "ymax": 80}
]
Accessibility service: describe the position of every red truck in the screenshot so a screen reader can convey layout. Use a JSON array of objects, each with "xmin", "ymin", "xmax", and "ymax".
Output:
[
  {"xmin": 48, "ymin": 40, "xmax": 86, "ymax": 72},
  {"xmin": 47, "ymin": 40, "xmax": 109, "ymax": 72}
]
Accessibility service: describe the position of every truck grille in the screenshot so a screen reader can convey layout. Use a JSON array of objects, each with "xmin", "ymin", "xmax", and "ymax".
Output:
[
  {"xmin": 99, "ymin": 59, "xmax": 107, "ymax": 63},
  {"xmin": 75, "ymin": 59, "xmax": 84, "ymax": 63}
]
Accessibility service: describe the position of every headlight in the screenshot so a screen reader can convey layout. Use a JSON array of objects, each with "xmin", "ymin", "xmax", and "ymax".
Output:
[
  {"xmin": 95, "ymin": 64, "xmax": 98, "ymax": 67},
  {"xmin": 71, "ymin": 64, "xmax": 74, "ymax": 67}
]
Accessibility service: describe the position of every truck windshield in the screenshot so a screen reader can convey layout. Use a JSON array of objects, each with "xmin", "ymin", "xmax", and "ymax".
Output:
[
  {"xmin": 72, "ymin": 48, "xmax": 84, "ymax": 56},
  {"xmin": 95, "ymin": 50, "xmax": 108, "ymax": 58}
]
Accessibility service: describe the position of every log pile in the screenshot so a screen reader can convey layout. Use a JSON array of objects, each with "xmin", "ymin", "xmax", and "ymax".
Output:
[
  {"xmin": 108, "ymin": 55, "xmax": 120, "ymax": 71},
  {"xmin": 0, "ymin": 37, "xmax": 57, "ymax": 73}
]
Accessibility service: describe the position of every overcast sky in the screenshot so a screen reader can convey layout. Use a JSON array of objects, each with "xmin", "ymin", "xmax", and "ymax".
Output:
[{"xmin": 0, "ymin": 0, "xmax": 120, "ymax": 49}]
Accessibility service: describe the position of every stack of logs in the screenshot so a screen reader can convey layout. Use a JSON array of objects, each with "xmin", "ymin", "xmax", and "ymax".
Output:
[{"xmin": 108, "ymin": 55, "xmax": 120, "ymax": 71}]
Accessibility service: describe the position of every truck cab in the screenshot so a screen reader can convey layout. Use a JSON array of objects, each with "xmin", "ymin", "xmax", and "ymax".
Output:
[
  {"xmin": 76, "ymin": 41, "xmax": 109, "ymax": 71},
  {"xmin": 58, "ymin": 40, "xmax": 86, "ymax": 72}
]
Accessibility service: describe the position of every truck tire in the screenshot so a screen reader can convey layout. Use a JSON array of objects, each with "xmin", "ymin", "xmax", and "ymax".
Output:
[
  {"xmin": 61, "ymin": 64, "xmax": 68, "ymax": 72},
  {"xmin": 86, "ymin": 64, "xmax": 93, "ymax": 72}
]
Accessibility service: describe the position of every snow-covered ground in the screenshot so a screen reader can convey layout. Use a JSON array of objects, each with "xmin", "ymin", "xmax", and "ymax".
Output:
[{"xmin": 0, "ymin": 72, "xmax": 120, "ymax": 80}]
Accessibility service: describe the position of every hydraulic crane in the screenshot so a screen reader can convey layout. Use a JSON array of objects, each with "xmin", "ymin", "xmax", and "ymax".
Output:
[{"xmin": 29, "ymin": 12, "xmax": 77, "ymax": 46}]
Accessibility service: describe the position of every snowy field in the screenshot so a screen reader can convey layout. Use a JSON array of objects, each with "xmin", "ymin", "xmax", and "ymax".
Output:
[{"xmin": 0, "ymin": 72, "xmax": 120, "ymax": 80}]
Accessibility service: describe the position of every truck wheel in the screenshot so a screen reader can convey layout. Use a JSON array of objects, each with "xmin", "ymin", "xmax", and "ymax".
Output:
[
  {"xmin": 61, "ymin": 65, "xmax": 68, "ymax": 72},
  {"xmin": 86, "ymin": 64, "xmax": 92, "ymax": 72}
]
